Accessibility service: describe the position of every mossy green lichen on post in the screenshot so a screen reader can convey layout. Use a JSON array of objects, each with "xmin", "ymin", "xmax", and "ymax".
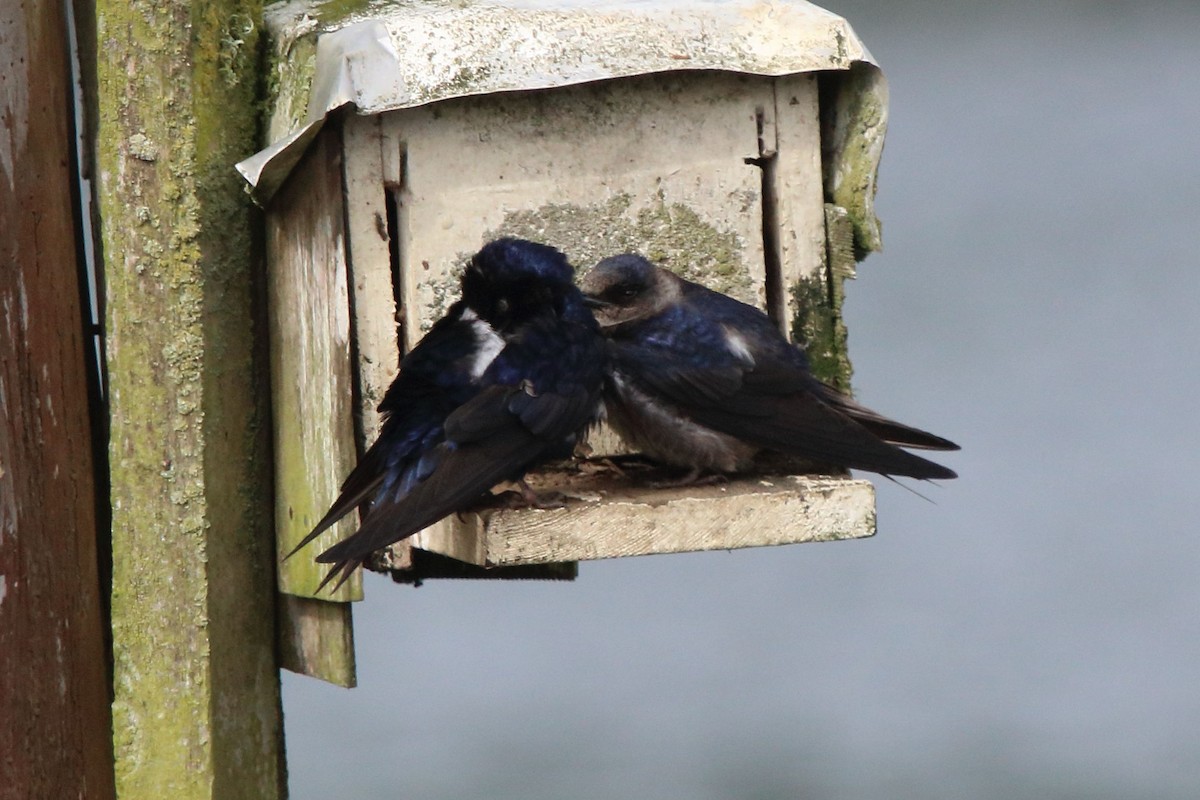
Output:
[
  {"xmin": 633, "ymin": 198, "xmax": 753, "ymax": 302},
  {"xmin": 820, "ymin": 63, "xmax": 888, "ymax": 258},
  {"xmin": 311, "ymin": 0, "xmax": 385, "ymax": 25},
  {"xmin": 96, "ymin": 0, "xmax": 284, "ymax": 797},
  {"xmin": 487, "ymin": 192, "xmax": 756, "ymax": 305},
  {"xmin": 789, "ymin": 205, "xmax": 858, "ymax": 394},
  {"xmin": 813, "ymin": 64, "xmax": 889, "ymax": 390},
  {"xmin": 790, "ymin": 274, "xmax": 852, "ymax": 392},
  {"xmin": 261, "ymin": 26, "xmax": 319, "ymax": 143}
]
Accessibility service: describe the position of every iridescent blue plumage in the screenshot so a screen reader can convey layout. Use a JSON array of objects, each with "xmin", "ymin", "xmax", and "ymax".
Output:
[
  {"xmin": 580, "ymin": 253, "xmax": 958, "ymax": 483},
  {"xmin": 292, "ymin": 238, "xmax": 606, "ymax": 591}
]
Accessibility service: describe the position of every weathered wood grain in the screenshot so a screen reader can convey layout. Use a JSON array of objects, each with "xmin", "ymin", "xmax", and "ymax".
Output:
[
  {"xmin": 381, "ymin": 70, "xmax": 772, "ymax": 355},
  {"xmin": 0, "ymin": 1, "xmax": 116, "ymax": 797},
  {"xmin": 266, "ymin": 127, "xmax": 361, "ymax": 684},
  {"xmin": 768, "ymin": 73, "xmax": 827, "ymax": 340},
  {"xmin": 417, "ymin": 470, "xmax": 875, "ymax": 567},
  {"xmin": 267, "ymin": 126, "xmax": 363, "ymax": 604},
  {"xmin": 95, "ymin": 0, "xmax": 284, "ymax": 795},
  {"xmin": 278, "ymin": 594, "xmax": 356, "ymax": 688},
  {"xmin": 342, "ymin": 113, "xmax": 400, "ymax": 443},
  {"xmin": 767, "ymin": 73, "xmax": 854, "ymax": 389}
]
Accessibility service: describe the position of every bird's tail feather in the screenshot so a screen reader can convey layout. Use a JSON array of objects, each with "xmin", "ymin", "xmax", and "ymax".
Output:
[
  {"xmin": 814, "ymin": 382, "xmax": 960, "ymax": 452},
  {"xmin": 691, "ymin": 394, "xmax": 957, "ymax": 481},
  {"xmin": 314, "ymin": 429, "xmax": 541, "ymax": 592}
]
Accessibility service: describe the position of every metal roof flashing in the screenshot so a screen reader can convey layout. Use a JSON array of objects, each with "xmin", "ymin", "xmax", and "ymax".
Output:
[{"xmin": 238, "ymin": 0, "xmax": 887, "ymax": 250}]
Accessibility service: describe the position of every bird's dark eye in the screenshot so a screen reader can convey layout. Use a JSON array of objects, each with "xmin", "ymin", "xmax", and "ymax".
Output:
[{"xmin": 608, "ymin": 282, "xmax": 640, "ymax": 302}]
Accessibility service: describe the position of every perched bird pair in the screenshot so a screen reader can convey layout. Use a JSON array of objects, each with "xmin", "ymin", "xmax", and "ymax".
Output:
[{"xmin": 296, "ymin": 239, "xmax": 957, "ymax": 590}]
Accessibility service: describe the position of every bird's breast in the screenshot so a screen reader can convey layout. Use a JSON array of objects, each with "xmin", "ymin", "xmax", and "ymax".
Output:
[{"xmin": 607, "ymin": 373, "xmax": 757, "ymax": 473}]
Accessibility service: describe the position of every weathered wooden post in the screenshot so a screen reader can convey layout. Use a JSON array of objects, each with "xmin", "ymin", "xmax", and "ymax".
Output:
[
  {"xmin": 1, "ymin": 2, "xmax": 115, "ymax": 797},
  {"xmin": 240, "ymin": 0, "xmax": 888, "ymax": 687},
  {"xmin": 94, "ymin": 0, "xmax": 285, "ymax": 796}
]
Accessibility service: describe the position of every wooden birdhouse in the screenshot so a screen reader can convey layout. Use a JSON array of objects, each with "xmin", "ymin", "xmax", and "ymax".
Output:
[{"xmin": 239, "ymin": 0, "xmax": 889, "ymax": 685}]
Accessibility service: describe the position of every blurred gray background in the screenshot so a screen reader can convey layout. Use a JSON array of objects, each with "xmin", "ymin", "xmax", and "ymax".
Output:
[{"xmin": 282, "ymin": 2, "xmax": 1200, "ymax": 797}]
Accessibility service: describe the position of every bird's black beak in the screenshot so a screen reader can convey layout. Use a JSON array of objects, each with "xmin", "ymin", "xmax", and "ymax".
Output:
[{"xmin": 581, "ymin": 294, "xmax": 611, "ymax": 310}]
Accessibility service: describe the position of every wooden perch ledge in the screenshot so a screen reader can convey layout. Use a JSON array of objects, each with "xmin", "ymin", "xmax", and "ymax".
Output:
[{"xmin": 408, "ymin": 465, "xmax": 876, "ymax": 569}]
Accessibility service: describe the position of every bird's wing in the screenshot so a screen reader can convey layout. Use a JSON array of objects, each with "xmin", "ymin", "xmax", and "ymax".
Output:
[
  {"xmin": 617, "ymin": 328, "xmax": 957, "ymax": 480},
  {"xmin": 314, "ymin": 381, "xmax": 597, "ymax": 591},
  {"xmin": 284, "ymin": 446, "xmax": 389, "ymax": 560},
  {"xmin": 287, "ymin": 303, "xmax": 486, "ymax": 560},
  {"xmin": 687, "ymin": 387, "xmax": 957, "ymax": 479},
  {"xmin": 810, "ymin": 380, "xmax": 960, "ymax": 451}
]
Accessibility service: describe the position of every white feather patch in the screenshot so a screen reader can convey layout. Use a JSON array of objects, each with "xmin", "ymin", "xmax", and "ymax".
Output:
[
  {"xmin": 466, "ymin": 315, "xmax": 505, "ymax": 378},
  {"xmin": 721, "ymin": 325, "xmax": 756, "ymax": 367}
]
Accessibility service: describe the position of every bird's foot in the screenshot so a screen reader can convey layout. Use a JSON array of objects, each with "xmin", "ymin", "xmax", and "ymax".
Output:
[
  {"xmin": 575, "ymin": 457, "xmax": 629, "ymax": 478},
  {"xmin": 517, "ymin": 479, "xmax": 569, "ymax": 509},
  {"xmin": 650, "ymin": 468, "xmax": 728, "ymax": 489},
  {"xmin": 486, "ymin": 480, "xmax": 569, "ymax": 510}
]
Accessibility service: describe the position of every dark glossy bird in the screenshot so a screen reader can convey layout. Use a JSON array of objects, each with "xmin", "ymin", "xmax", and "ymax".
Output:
[
  {"xmin": 579, "ymin": 253, "xmax": 958, "ymax": 484},
  {"xmin": 292, "ymin": 238, "xmax": 607, "ymax": 591}
]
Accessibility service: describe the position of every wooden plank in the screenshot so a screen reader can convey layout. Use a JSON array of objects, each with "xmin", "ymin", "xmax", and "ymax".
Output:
[
  {"xmin": 417, "ymin": 470, "xmax": 875, "ymax": 567},
  {"xmin": 278, "ymin": 595, "xmax": 356, "ymax": 689},
  {"xmin": 820, "ymin": 64, "xmax": 888, "ymax": 255},
  {"xmin": 0, "ymin": 1, "xmax": 116, "ymax": 796},
  {"xmin": 341, "ymin": 113, "xmax": 400, "ymax": 443},
  {"xmin": 383, "ymin": 70, "xmax": 772, "ymax": 353},
  {"xmin": 267, "ymin": 125, "xmax": 364, "ymax": 605},
  {"xmin": 768, "ymin": 73, "xmax": 827, "ymax": 340},
  {"xmin": 771, "ymin": 73, "xmax": 854, "ymax": 390},
  {"xmin": 94, "ymin": 0, "xmax": 284, "ymax": 795},
  {"xmin": 266, "ymin": 126, "xmax": 360, "ymax": 685}
]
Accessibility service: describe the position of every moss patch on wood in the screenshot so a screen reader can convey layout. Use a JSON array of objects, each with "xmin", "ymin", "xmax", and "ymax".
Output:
[
  {"xmin": 820, "ymin": 64, "xmax": 887, "ymax": 258},
  {"xmin": 788, "ymin": 204, "xmax": 858, "ymax": 393},
  {"xmin": 311, "ymin": 0, "xmax": 385, "ymax": 25},
  {"xmin": 790, "ymin": 274, "xmax": 851, "ymax": 392},
  {"xmin": 263, "ymin": 30, "xmax": 320, "ymax": 143},
  {"xmin": 96, "ymin": 0, "xmax": 283, "ymax": 796},
  {"xmin": 484, "ymin": 192, "xmax": 755, "ymax": 304}
]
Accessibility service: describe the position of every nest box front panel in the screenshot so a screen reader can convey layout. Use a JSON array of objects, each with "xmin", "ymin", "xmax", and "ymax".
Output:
[
  {"xmin": 330, "ymin": 70, "xmax": 860, "ymax": 569},
  {"xmin": 389, "ymin": 71, "xmax": 771, "ymax": 341}
]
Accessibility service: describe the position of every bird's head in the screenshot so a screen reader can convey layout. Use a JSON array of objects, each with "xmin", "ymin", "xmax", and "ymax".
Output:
[
  {"xmin": 579, "ymin": 253, "xmax": 682, "ymax": 329},
  {"xmin": 461, "ymin": 238, "xmax": 577, "ymax": 330}
]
